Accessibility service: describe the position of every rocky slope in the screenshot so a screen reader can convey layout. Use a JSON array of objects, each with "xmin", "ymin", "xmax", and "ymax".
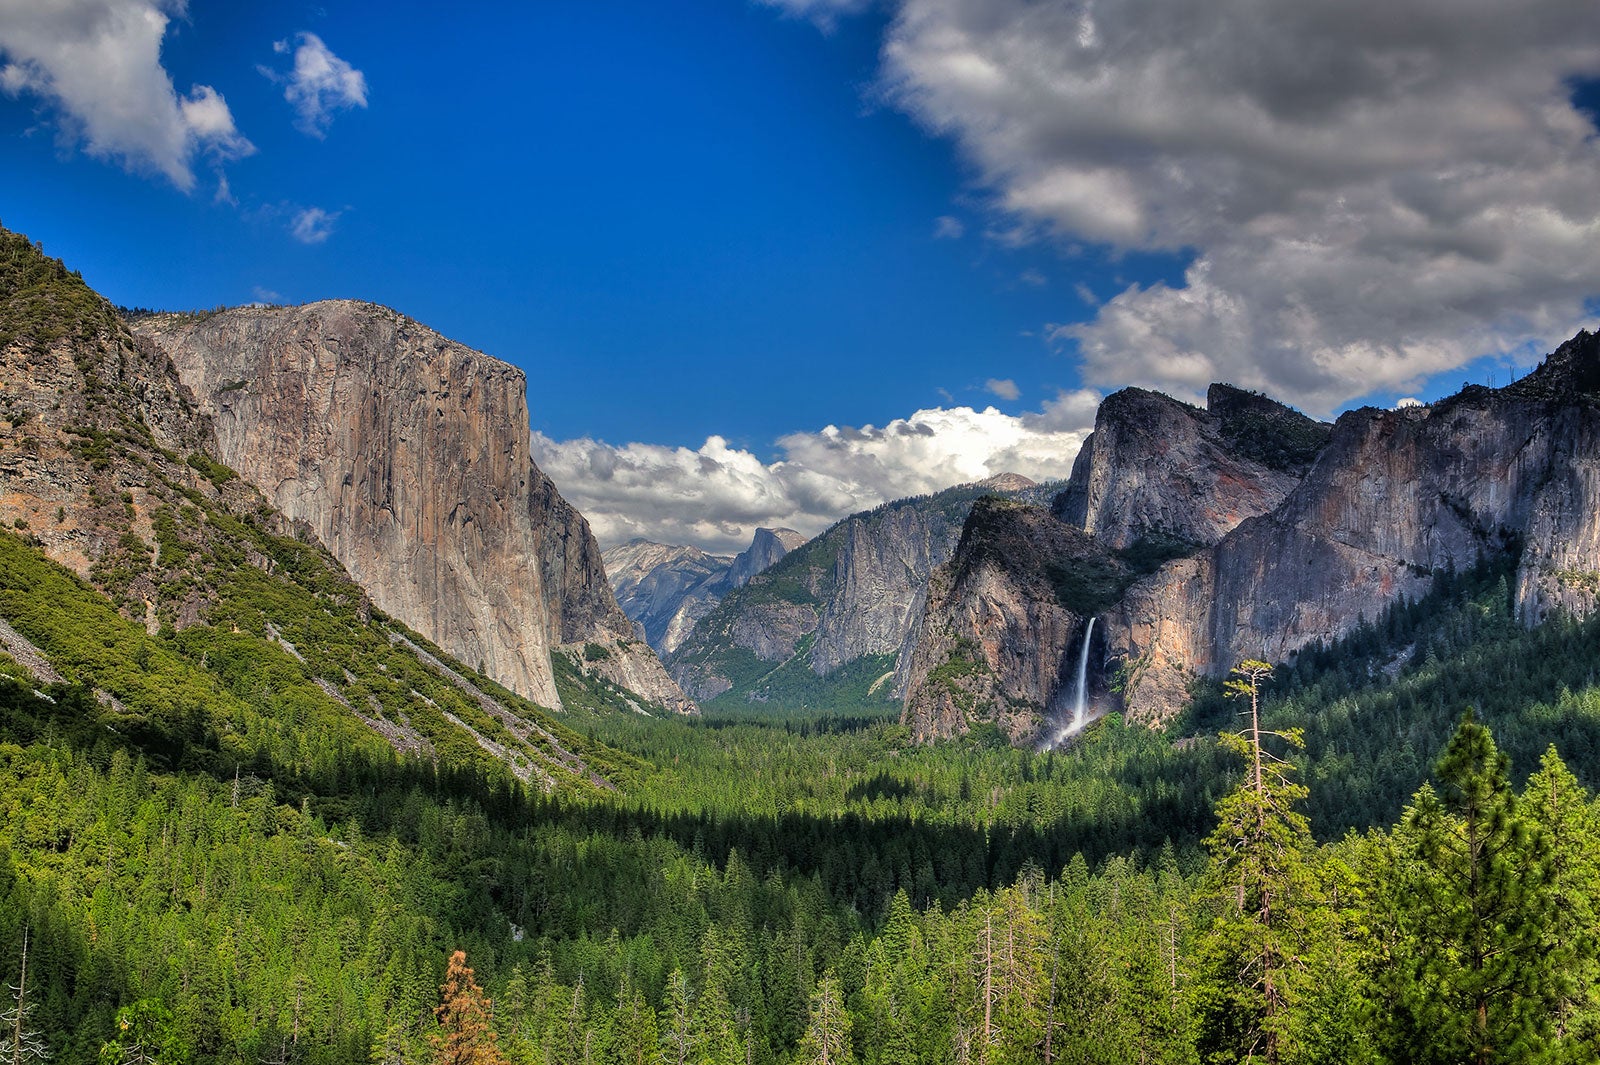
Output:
[
  {"xmin": 603, "ymin": 527, "xmax": 803, "ymax": 656},
  {"xmin": 903, "ymin": 334, "xmax": 1600, "ymax": 741},
  {"xmin": 1112, "ymin": 336, "xmax": 1600, "ymax": 723},
  {"xmin": 0, "ymin": 224, "xmax": 635, "ymax": 790},
  {"xmin": 667, "ymin": 475, "xmax": 1053, "ymax": 709},
  {"xmin": 131, "ymin": 301, "xmax": 693, "ymax": 714}
]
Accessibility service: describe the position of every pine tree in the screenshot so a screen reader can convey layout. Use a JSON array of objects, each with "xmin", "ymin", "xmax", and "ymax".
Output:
[
  {"xmin": 1195, "ymin": 660, "xmax": 1316, "ymax": 1065},
  {"xmin": 657, "ymin": 970, "xmax": 697, "ymax": 1065},
  {"xmin": 1380, "ymin": 713, "xmax": 1558, "ymax": 1065},
  {"xmin": 796, "ymin": 971, "xmax": 854, "ymax": 1065},
  {"xmin": 98, "ymin": 1001, "xmax": 189, "ymax": 1065},
  {"xmin": 431, "ymin": 951, "xmax": 507, "ymax": 1065},
  {"xmin": 1522, "ymin": 747, "xmax": 1600, "ymax": 1056},
  {"xmin": 0, "ymin": 929, "xmax": 48, "ymax": 1065}
]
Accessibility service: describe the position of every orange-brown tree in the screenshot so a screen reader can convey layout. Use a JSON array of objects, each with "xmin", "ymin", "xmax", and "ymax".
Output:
[{"xmin": 432, "ymin": 951, "xmax": 507, "ymax": 1065}]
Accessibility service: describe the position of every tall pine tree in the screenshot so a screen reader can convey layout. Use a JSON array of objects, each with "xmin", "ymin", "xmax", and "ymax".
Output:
[
  {"xmin": 1379, "ymin": 713, "xmax": 1557, "ymax": 1065},
  {"xmin": 1195, "ymin": 660, "xmax": 1317, "ymax": 1065},
  {"xmin": 431, "ymin": 951, "xmax": 506, "ymax": 1065}
]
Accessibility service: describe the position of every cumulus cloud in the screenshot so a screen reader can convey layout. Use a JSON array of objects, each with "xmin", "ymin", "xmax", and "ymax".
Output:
[
  {"xmin": 0, "ymin": 0, "xmax": 252, "ymax": 191},
  {"xmin": 532, "ymin": 394, "xmax": 1097, "ymax": 552},
  {"xmin": 984, "ymin": 377, "xmax": 1020, "ymax": 400},
  {"xmin": 264, "ymin": 32, "xmax": 366, "ymax": 137},
  {"xmin": 872, "ymin": 0, "xmax": 1600, "ymax": 414},
  {"xmin": 289, "ymin": 206, "xmax": 338, "ymax": 244}
]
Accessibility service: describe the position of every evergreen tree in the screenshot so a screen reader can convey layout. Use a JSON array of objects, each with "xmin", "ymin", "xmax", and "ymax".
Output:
[
  {"xmin": 1195, "ymin": 661, "xmax": 1316, "ymax": 1065},
  {"xmin": 656, "ymin": 970, "xmax": 696, "ymax": 1065},
  {"xmin": 432, "ymin": 951, "xmax": 507, "ymax": 1065},
  {"xmin": 0, "ymin": 929, "xmax": 48, "ymax": 1065},
  {"xmin": 1379, "ymin": 713, "xmax": 1557, "ymax": 1065},
  {"xmin": 1521, "ymin": 747, "xmax": 1600, "ymax": 1058},
  {"xmin": 98, "ymin": 1001, "xmax": 190, "ymax": 1065},
  {"xmin": 795, "ymin": 972, "xmax": 853, "ymax": 1065}
]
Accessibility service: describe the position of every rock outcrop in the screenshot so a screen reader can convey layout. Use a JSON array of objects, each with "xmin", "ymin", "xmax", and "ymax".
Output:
[
  {"xmin": 132, "ymin": 301, "xmax": 693, "ymax": 714},
  {"xmin": 1114, "ymin": 338, "xmax": 1600, "ymax": 723},
  {"xmin": 605, "ymin": 540, "xmax": 734, "ymax": 653},
  {"xmin": 903, "ymin": 332, "xmax": 1600, "ymax": 741},
  {"xmin": 727, "ymin": 527, "xmax": 807, "ymax": 588},
  {"xmin": 898, "ymin": 498, "xmax": 1123, "ymax": 743},
  {"xmin": 1053, "ymin": 385, "xmax": 1326, "ymax": 550},
  {"xmin": 0, "ymin": 225, "xmax": 630, "ymax": 789}
]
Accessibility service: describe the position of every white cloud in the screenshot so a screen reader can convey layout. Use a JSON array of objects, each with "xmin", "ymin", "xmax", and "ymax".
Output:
[
  {"xmin": 759, "ymin": 0, "xmax": 875, "ymax": 30},
  {"xmin": 984, "ymin": 377, "xmax": 1020, "ymax": 400},
  {"xmin": 0, "ymin": 0, "xmax": 253, "ymax": 191},
  {"xmin": 264, "ymin": 32, "xmax": 366, "ymax": 137},
  {"xmin": 289, "ymin": 206, "xmax": 338, "ymax": 244},
  {"xmin": 1018, "ymin": 268, "xmax": 1046, "ymax": 287},
  {"xmin": 532, "ymin": 395, "xmax": 1096, "ymax": 553},
  {"xmin": 933, "ymin": 214, "xmax": 965, "ymax": 239},
  {"xmin": 871, "ymin": 0, "xmax": 1600, "ymax": 415}
]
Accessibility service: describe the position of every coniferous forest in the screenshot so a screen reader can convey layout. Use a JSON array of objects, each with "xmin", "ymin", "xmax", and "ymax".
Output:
[{"xmin": 4, "ymin": 513, "xmax": 1600, "ymax": 1064}]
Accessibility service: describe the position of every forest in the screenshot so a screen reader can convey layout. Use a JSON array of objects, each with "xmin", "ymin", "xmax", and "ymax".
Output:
[{"xmin": 1, "ymin": 518, "xmax": 1600, "ymax": 1065}]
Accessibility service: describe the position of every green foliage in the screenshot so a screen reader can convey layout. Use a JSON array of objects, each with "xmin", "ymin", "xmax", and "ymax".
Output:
[
  {"xmin": 1045, "ymin": 554, "xmax": 1133, "ymax": 616},
  {"xmin": 183, "ymin": 451, "xmax": 235, "ymax": 485},
  {"xmin": 1213, "ymin": 390, "xmax": 1332, "ymax": 473},
  {"xmin": 0, "ymin": 227, "xmax": 118, "ymax": 354},
  {"xmin": 1374, "ymin": 715, "xmax": 1561, "ymax": 1064}
]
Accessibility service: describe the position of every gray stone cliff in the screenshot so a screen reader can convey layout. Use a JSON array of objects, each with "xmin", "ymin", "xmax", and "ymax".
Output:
[{"xmin": 132, "ymin": 300, "xmax": 694, "ymax": 714}]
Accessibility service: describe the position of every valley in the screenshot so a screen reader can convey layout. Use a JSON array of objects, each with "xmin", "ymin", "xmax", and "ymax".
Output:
[{"xmin": 3, "ymin": 223, "xmax": 1600, "ymax": 1064}]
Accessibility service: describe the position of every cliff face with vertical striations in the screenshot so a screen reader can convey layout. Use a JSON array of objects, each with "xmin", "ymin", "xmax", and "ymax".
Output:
[
  {"xmin": 898, "ymin": 498, "xmax": 1122, "ymax": 743},
  {"xmin": 131, "ymin": 301, "xmax": 694, "ymax": 714},
  {"xmin": 1053, "ymin": 385, "xmax": 1327, "ymax": 551},
  {"xmin": 667, "ymin": 476, "xmax": 1054, "ymax": 709},
  {"xmin": 1112, "ymin": 338, "xmax": 1600, "ymax": 724},
  {"xmin": 902, "ymin": 332, "xmax": 1600, "ymax": 742},
  {"xmin": 0, "ymin": 224, "xmax": 633, "ymax": 790}
]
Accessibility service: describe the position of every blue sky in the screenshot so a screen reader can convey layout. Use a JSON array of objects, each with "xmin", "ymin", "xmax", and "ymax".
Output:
[
  {"xmin": 4, "ymin": 1, "xmax": 1600, "ymax": 550},
  {"xmin": 0, "ymin": 0, "xmax": 1144, "ymax": 446}
]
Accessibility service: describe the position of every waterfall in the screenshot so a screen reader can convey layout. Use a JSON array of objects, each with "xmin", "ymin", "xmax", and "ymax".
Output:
[
  {"xmin": 1043, "ymin": 617, "xmax": 1097, "ymax": 750},
  {"xmin": 1071, "ymin": 616, "xmax": 1096, "ymax": 731}
]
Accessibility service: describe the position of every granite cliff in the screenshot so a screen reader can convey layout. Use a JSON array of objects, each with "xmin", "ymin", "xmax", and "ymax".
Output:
[
  {"xmin": 902, "ymin": 335, "xmax": 1600, "ymax": 742},
  {"xmin": 668, "ymin": 475, "xmax": 1054, "ymax": 710},
  {"xmin": 0, "ymin": 224, "xmax": 634, "ymax": 789},
  {"xmin": 130, "ymin": 300, "xmax": 693, "ymax": 714}
]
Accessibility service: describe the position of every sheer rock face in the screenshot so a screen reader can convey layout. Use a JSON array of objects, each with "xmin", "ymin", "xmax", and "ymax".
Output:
[
  {"xmin": 604, "ymin": 540, "xmax": 733, "ymax": 655},
  {"xmin": 898, "ymin": 499, "xmax": 1117, "ymax": 744},
  {"xmin": 903, "ymin": 332, "xmax": 1600, "ymax": 740},
  {"xmin": 903, "ymin": 386, "xmax": 1322, "ymax": 742},
  {"xmin": 1053, "ymin": 384, "xmax": 1324, "ymax": 551},
  {"xmin": 1114, "ymin": 343, "xmax": 1600, "ymax": 724},
  {"xmin": 728, "ymin": 527, "xmax": 806, "ymax": 589},
  {"xmin": 667, "ymin": 476, "xmax": 1045, "ymax": 706},
  {"xmin": 133, "ymin": 300, "xmax": 693, "ymax": 713}
]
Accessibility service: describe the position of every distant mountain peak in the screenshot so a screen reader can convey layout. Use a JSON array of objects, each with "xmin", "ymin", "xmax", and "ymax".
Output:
[{"xmin": 976, "ymin": 472, "xmax": 1038, "ymax": 493}]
